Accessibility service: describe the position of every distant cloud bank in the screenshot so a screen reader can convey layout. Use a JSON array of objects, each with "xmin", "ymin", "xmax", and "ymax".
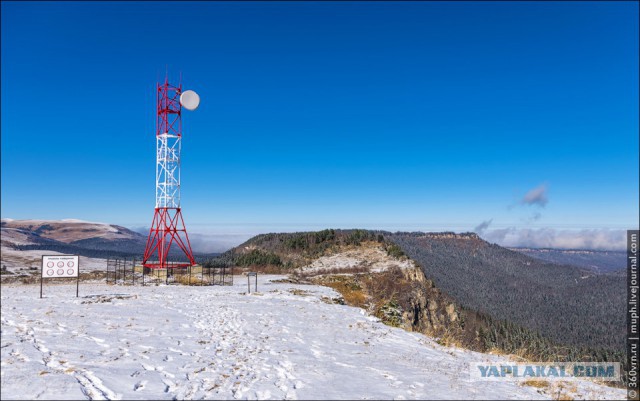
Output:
[
  {"xmin": 479, "ymin": 227, "xmax": 627, "ymax": 251},
  {"xmin": 187, "ymin": 233, "xmax": 253, "ymax": 254},
  {"xmin": 131, "ymin": 226, "xmax": 251, "ymax": 253}
]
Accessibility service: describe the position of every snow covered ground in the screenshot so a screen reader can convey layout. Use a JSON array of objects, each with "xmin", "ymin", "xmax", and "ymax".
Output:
[{"xmin": 1, "ymin": 276, "xmax": 625, "ymax": 400}]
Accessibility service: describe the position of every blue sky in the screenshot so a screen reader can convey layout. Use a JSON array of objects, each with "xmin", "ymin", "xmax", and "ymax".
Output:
[{"xmin": 1, "ymin": 1, "xmax": 638, "ymax": 249}]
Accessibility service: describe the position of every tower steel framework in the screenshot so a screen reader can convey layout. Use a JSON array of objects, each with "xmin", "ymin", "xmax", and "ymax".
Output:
[{"xmin": 142, "ymin": 77, "xmax": 196, "ymax": 268}]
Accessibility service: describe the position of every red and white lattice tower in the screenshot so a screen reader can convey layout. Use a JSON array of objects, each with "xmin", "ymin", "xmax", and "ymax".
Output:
[{"xmin": 143, "ymin": 76, "xmax": 199, "ymax": 268}]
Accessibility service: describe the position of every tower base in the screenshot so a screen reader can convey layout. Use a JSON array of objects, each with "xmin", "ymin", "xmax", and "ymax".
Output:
[{"xmin": 143, "ymin": 207, "xmax": 196, "ymax": 269}]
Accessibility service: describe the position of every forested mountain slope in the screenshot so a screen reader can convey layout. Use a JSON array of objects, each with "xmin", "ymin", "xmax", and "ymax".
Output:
[{"xmin": 387, "ymin": 232, "xmax": 625, "ymax": 352}]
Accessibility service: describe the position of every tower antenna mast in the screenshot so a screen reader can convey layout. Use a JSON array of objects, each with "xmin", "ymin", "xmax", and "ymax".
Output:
[{"xmin": 142, "ymin": 75, "xmax": 200, "ymax": 269}]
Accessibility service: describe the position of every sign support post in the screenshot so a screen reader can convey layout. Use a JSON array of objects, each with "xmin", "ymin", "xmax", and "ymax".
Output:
[{"xmin": 247, "ymin": 272, "xmax": 257, "ymax": 293}]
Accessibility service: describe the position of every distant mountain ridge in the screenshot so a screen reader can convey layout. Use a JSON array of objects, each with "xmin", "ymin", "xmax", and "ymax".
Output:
[
  {"xmin": 509, "ymin": 247, "xmax": 626, "ymax": 274},
  {"xmin": 1, "ymin": 219, "xmax": 222, "ymax": 263},
  {"xmin": 1, "ymin": 219, "xmax": 144, "ymax": 244},
  {"xmin": 1, "ymin": 219, "xmax": 148, "ymax": 262}
]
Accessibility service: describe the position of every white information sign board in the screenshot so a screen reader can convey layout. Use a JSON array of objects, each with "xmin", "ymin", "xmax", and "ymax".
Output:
[
  {"xmin": 40, "ymin": 255, "xmax": 80, "ymax": 298},
  {"xmin": 42, "ymin": 255, "xmax": 79, "ymax": 278}
]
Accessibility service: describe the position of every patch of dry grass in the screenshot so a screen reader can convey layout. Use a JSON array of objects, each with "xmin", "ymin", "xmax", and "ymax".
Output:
[
  {"xmin": 522, "ymin": 379, "xmax": 550, "ymax": 389},
  {"xmin": 173, "ymin": 274, "xmax": 206, "ymax": 286},
  {"xmin": 552, "ymin": 383, "xmax": 578, "ymax": 400},
  {"xmin": 314, "ymin": 276, "xmax": 367, "ymax": 308},
  {"xmin": 435, "ymin": 328, "xmax": 464, "ymax": 348}
]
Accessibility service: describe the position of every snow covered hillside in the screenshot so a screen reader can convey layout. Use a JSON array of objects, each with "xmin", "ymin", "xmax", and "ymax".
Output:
[
  {"xmin": 1, "ymin": 219, "xmax": 142, "ymax": 244},
  {"xmin": 1, "ymin": 276, "xmax": 623, "ymax": 400},
  {"xmin": 0, "ymin": 219, "xmax": 145, "ymax": 275}
]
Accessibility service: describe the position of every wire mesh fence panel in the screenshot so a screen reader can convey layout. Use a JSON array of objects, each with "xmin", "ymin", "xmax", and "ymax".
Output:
[
  {"xmin": 212, "ymin": 265, "xmax": 234, "ymax": 286},
  {"xmin": 106, "ymin": 258, "xmax": 118, "ymax": 284},
  {"xmin": 105, "ymin": 258, "xmax": 141, "ymax": 285},
  {"xmin": 105, "ymin": 258, "xmax": 232, "ymax": 286},
  {"xmin": 166, "ymin": 265, "xmax": 189, "ymax": 285}
]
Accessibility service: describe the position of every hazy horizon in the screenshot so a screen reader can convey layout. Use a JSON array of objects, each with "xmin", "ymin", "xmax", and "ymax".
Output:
[{"xmin": 2, "ymin": 217, "xmax": 631, "ymax": 253}]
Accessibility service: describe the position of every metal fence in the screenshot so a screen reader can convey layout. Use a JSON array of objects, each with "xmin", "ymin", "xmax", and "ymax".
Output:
[
  {"xmin": 106, "ymin": 257, "xmax": 233, "ymax": 286},
  {"xmin": 106, "ymin": 258, "xmax": 140, "ymax": 285}
]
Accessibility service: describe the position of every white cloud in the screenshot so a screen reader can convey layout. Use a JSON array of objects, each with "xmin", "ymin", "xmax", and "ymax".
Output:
[
  {"xmin": 473, "ymin": 219, "xmax": 493, "ymax": 235},
  {"xmin": 521, "ymin": 183, "xmax": 548, "ymax": 207}
]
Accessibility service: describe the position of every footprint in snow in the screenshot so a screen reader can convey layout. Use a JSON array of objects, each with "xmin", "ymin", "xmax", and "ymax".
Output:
[
  {"xmin": 133, "ymin": 380, "xmax": 147, "ymax": 391},
  {"xmin": 162, "ymin": 379, "xmax": 176, "ymax": 393}
]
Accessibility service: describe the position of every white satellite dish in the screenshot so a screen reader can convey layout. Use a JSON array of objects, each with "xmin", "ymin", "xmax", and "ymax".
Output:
[{"xmin": 180, "ymin": 90, "xmax": 200, "ymax": 111}]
